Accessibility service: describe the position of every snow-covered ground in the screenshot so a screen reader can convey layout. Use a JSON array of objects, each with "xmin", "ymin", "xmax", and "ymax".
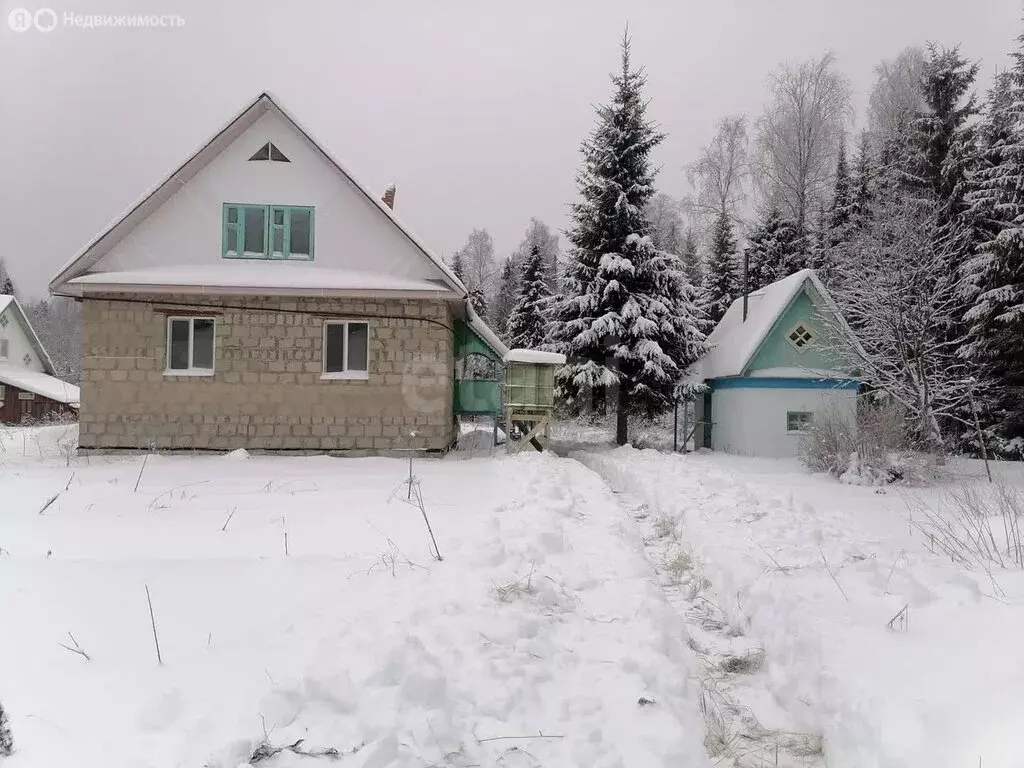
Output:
[
  {"xmin": 5, "ymin": 423, "xmax": 1023, "ymax": 767},
  {"xmin": 578, "ymin": 446, "xmax": 1024, "ymax": 768},
  {"xmin": 0, "ymin": 425, "xmax": 710, "ymax": 768}
]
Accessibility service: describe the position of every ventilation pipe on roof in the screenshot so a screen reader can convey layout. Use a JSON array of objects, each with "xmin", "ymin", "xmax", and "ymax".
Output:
[
  {"xmin": 382, "ymin": 184, "xmax": 396, "ymax": 210},
  {"xmin": 742, "ymin": 246, "xmax": 750, "ymax": 322}
]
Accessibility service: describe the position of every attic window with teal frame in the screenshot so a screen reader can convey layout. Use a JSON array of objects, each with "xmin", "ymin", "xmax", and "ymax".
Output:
[
  {"xmin": 222, "ymin": 204, "xmax": 314, "ymax": 260},
  {"xmin": 786, "ymin": 323, "xmax": 815, "ymax": 353}
]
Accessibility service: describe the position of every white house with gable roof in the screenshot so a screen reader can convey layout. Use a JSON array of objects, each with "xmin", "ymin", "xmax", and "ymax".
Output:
[{"xmin": 49, "ymin": 92, "xmax": 506, "ymax": 452}]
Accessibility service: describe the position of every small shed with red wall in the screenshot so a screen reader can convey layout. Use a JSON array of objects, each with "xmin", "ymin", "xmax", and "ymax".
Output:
[{"xmin": 0, "ymin": 370, "xmax": 79, "ymax": 424}]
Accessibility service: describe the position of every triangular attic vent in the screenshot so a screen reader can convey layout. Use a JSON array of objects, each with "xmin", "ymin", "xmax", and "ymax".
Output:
[{"xmin": 248, "ymin": 142, "xmax": 290, "ymax": 162}]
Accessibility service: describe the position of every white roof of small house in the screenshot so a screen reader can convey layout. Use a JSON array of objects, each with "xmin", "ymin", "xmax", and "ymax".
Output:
[
  {"xmin": 0, "ymin": 294, "xmax": 57, "ymax": 375},
  {"xmin": 694, "ymin": 269, "xmax": 861, "ymax": 380},
  {"xmin": 503, "ymin": 349, "xmax": 566, "ymax": 365},
  {"xmin": 0, "ymin": 364, "xmax": 80, "ymax": 406}
]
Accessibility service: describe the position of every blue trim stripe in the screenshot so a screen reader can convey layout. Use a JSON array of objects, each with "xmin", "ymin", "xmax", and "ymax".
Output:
[{"xmin": 710, "ymin": 376, "xmax": 860, "ymax": 391}]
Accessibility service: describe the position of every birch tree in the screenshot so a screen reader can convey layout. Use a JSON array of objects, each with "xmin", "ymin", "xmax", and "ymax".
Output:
[
  {"xmin": 867, "ymin": 47, "xmax": 926, "ymax": 152},
  {"xmin": 756, "ymin": 53, "xmax": 853, "ymax": 242},
  {"xmin": 687, "ymin": 115, "xmax": 750, "ymax": 223}
]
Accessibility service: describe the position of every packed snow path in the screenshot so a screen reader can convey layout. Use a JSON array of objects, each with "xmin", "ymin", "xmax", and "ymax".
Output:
[
  {"xmin": 0, "ymin": 426, "xmax": 712, "ymax": 768},
  {"xmin": 572, "ymin": 455, "xmax": 825, "ymax": 768},
  {"xmin": 576, "ymin": 446, "xmax": 1024, "ymax": 768}
]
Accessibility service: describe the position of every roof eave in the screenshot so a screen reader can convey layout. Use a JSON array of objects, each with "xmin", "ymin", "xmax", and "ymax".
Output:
[
  {"xmin": 69, "ymin": 282, "xmax": 459, "ymax": 301},
  {"xmin": 49, "ymin": 93, "xmax": 272, "ymax": 295}
]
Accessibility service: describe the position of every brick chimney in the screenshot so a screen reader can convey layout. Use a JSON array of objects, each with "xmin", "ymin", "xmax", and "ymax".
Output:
[{"xmin": 382, "ymin": 184, "xmax": 396, "ymax": 210}]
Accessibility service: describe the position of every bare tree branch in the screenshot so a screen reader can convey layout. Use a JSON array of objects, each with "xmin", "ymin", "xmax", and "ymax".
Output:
[
  {"xmin": 755, "ymin": 52, "xmax": 853, "ymax": 235},
  {"xmin": 686, "ymin": 114, "xmax": 750, "ymax": 226}
]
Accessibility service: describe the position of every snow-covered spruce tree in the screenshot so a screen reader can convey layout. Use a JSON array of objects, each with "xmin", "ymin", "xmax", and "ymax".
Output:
[
  {"xmin": 703, "ymin": 208, "xmax": 739, "ymax": 324},
  {"xmin": 449, "ymin": 250, "xmax": 466, "ymax": 283},
  {"xmin": 506, "ymin": 245, "xmax": 551, "ymax": 349},
  {"xmin": 829, "ymin": 144, "xmax": 854, "ymax": 243},
  {"xmin": 680, "ymin": 226, "xmax": 704, "ymax": 288},
  {"xmin": 901, "ymin": 44, "xmax": 980, "ymax": 284},
  {"xmin": 490, "ymin": 256, "xmax": 518, "ymax": 340},
  {"xmin": 548, "ymin": 33, "xmax": 704, "ymax": 444},
  {"xmin": 900, "ymin": 45, "xmax": 982, "ymax": 444},
  {"xmin": 963, "ymin": 71, "xmax": 1017, "ymax": 289},
  {"xmin": 903, "ymin": 44, "xmax": 979, "ymax": 206},
  {"xmin": 851, "ymin": 130, "xmax": 875, "ymax": 224},
  {"xmin": 744, "ymin": 206, "xmax": 799, "ymax": 291},
  {"xmin": 963, "ymin": 54, "xmax": 1024, "ymax": 444},
  {"xmin": 0, "ymin": 259, "xmax": 16, "ymax": 296},
  {"xmin": 812, "ymin": 143, "xmax": 855, "ymax": 284},
  {"xmin": 805, "ymin": 202, "xmax": 827, "ymax": 279},
  {"xmin": 661, "ymin": 249, "xmax": 711, "ymax": 382},
  {"xmin": 468, "ymin": 286, "xmax": 488, "ymax": 321},
  {"xmin": 512, "ymin": 218, "xmax": 561, "ymax": 293},
  {"xmin": 0, "ymin": 700, "xmax": 12, "ymax": 757}
]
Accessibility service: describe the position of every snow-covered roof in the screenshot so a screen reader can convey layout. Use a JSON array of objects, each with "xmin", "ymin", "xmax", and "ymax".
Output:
[
  {"xmin": 503, "ymin": 349, "xmax": 566, "ymax": 365},
  {"xmin": 0, "ymin": 294, "xmax": 56, "ymax": 375},
  {"xmin": 49, "ymin": 92, "xmax": 468, "ymax": 299},
  {"xmin": 694, "ymin": 269, "xmax": 857, "ymax": 380},
  {"xmin": 467, "ymin": 306, "xmax": 509, "ymax": 359},
  {"xmin": 0, "ymin": 365, "xmax": 79, "ymax": 406},
  {"xmin": 65, "ymin": 264, "xmax": 458, "ymax": 298}
]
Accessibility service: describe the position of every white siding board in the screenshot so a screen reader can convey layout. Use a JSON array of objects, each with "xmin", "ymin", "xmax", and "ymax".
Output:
[
  {"xmin": 711, "ymin": 387, "xmax": 857, "ymax": 458},
  {"xmin": 0, "ymin": 306, "xmax": 45, "ymax": 372},
  {"xmin": 93, "ymin": 112, "xmax": 449, "ymax": 283}
]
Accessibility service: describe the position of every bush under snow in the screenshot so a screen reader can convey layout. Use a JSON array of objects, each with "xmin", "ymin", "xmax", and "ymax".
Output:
[{"xmin": 798, "ymin": 400, "xmax": 941, "ymax": 485}]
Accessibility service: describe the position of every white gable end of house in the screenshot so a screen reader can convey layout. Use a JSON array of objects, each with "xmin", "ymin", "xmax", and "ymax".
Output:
[
  {"xmin": 0, "ymin": 296, "xmax": 52, "ymax": 374},
  {"xmin": 50, "ymin": 94, "xmax": 464, "ymax": 298}
]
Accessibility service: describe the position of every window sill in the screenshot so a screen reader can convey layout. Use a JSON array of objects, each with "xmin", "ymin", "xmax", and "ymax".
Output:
[
  {"xmin": 222, "ymin": 253, "xmax": 314, "ymax": 261},
  {"xmin": 163, "ymin": 369, "xmax": 214, "ymax": 378},
  {"xmin": 320, "ymin": 372, "xmax": 369, "ymax": 381},
  {"xmin": 786, "ymin": 430, "xmax": 810, "ymax": 436}
]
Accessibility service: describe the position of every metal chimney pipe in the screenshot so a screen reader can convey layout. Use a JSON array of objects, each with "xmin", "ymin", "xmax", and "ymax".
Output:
[{"xmin": 742, "ymin": 247, "xmax": 749, "ymax": 322}]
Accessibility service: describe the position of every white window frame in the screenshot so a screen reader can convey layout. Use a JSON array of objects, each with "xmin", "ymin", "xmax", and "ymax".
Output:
[
  {"xmin": 165, "ymin": 317, "xmax": 216, "ymax": 376},
  {"xmin": 0, "ymin": 384, "xmax": 5, "ymax": 399},
  {"xmin": 321, "ymin": 320, "xmax": 370, "ymax": 380},
  {"xmin": 786, "ymin": 411, "xmax": 814, "ymax": 434},
  {"xmin": 0, "ymin": 313, "xmax": 8, "ymax": 327},
  {"xmin": 0, "ymin": 339, "xmax": 7, "ymax": 359},
  {"xmin": 785, "ymin": 322, "xmax": 815, "ymax": 354},
  {"xmin": 17, "ymin": 391, "xmax": 35, "ymax": 401}
]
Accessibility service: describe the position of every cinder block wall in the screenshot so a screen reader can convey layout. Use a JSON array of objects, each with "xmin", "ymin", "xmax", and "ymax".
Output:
[{"xmin": 78, "ymin": 294, "xmax": 456, "ymax": 452}]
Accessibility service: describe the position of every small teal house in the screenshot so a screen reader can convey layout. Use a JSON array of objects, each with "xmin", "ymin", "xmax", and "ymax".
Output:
[{"xmin": 693, "ymin": 269, "xmax": 862, "ymax": 457}]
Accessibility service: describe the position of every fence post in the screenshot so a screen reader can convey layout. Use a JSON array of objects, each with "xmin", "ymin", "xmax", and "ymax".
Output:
[{"xmin": 673, "ymin": 398, "xmax": 679, "ymax": 453}]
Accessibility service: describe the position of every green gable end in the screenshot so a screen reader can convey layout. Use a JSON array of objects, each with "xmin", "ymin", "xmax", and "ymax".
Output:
[{"xmin": 745, "ymin": 284, "xmax": 854, "ymax": 375}]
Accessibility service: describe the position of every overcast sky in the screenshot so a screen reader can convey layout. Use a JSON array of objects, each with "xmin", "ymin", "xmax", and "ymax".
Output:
[{"xmin": 0, "ymin": 0, "xmax": 1020, "ymax": 298}]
